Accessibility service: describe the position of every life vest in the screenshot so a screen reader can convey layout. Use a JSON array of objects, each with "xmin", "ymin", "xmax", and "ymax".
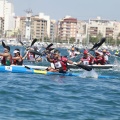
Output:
[
  {"xmin": 89, "ymin": 57, "xmax": 95, "ymax": 65},
  {"xmin": 106, "ymin": 51, "xmax": 111, "ymax": 56},
  {"xmin": 13, "ymin": 56, "xmax": 23, "ymax": 65},
  {"xmin": 53, "ymin": 56, "xmax": 68, "ymax": 71},
  {"xmin": 1, "ymin": 54, "xmax": 12, "ymax": 66},
  {"xmin": 81, "ymin": 57, "xmax": 90, "ymax": 65},
  {"xmin": 95, "ymin": 56, "xmax": 105, "ymax": 65},
  {"xmin": 27, "ymin": 52, "xmax": 35, "ymax": 60},
  {"xmin": 70, "ymin": 51, "xmax": 75, "ymax": 58}
]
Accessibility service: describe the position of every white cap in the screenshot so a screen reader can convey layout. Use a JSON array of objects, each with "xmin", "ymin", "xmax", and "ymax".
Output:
[{"xmin": 13, "ymin": 50, "xmax": 19, "ymax": 53}]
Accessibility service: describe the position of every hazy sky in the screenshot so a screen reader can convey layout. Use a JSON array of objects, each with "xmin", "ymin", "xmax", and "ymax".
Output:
[{"xmin": 12, "ymin": 0, "xmax": 120, "ymax": 20}]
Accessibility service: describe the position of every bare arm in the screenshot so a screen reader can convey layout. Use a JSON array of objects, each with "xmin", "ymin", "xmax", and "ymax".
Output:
[
  {"xmin": 77, "ymin": 61, "xmax": 82, "ymax": 64},
  {"xmin": 46, "ymin": 54, "xmax": 54, "ymax": 62},
  {"xmin": 12, "ymin": 57, "xmax": 20, "ymax": 60},
  {"xmin": 67, "ymin": 59, "xmax": 73, "ymax": 64},
  {"xmin": 22, "ymin": 51, "xmax": 28, "ymax": 60},
  {"xmin": 36, "ymin": 57, "xmax": 42, "ymax": 62},
  {"xmin": 0, "ymin": 53, "xmax": 9, "ymax": 57}
]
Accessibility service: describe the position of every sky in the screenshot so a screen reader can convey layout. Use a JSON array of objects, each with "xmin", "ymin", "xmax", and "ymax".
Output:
[{"xmin": 11, "ymin": 0, "xmax": 120, "ymax": 20}]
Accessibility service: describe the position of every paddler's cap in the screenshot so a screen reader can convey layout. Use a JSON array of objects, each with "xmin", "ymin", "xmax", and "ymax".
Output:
[
  {"xmin": 54, "ymin": 49, "xmax": 60, "ymax": 54},
  {"xmin": 5, "ymin": 46, "xmax": 10, "ymax": 51},
  {"xmin": 13, "ymin": 50, "xmax": 20, "ymax": 53},
  {"xmin": 15, "ymin": 48, "xmax": 20, "ymax": 51},
  {"xmin": 83, "ymin": 50, "xmax": 88, "ymax": 54}
]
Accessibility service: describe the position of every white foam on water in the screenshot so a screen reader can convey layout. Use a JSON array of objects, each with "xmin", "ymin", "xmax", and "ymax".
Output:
[
  {"xmin": 80, "ymin": 70, "xmax": 98, "ymax": 79},
  {"xmin": 113, "ymin": 58, "xmax": 120, "ymax": 71}
]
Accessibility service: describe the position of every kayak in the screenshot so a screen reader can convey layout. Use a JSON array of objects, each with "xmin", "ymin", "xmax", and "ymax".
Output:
[
  {"xmin": 16, "ymin": 64, "xmax": 116, "ymax": 70},
  {"xmin": 0, "ymin": 66, "xmax": 118, "ymax": 79}
]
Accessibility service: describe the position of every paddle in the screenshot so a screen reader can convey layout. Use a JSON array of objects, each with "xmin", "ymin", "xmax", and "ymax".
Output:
[
  {"xmin": 24, "ymin": 65, "xmax": 31, "ymax": 69},
  {"xmin": 90, "ymin": 38, "xmax": 106, "ymax": 51},
  {"xmin": 25, "ymin": 63, "xmax": 92, "ymax": 72},
  {"xmin": 2, "ymin": 41, "xmax": 6, "ymax": 48},
  {"xmin": 46, "ymin": 43, "xmax": 53, "ymax": 50},
  {"xmin": 19, "ymin": 41, "xmax": 24, "ymax": 46},
  {"xmin": 68, "ymin": 63, "xmax": 92, "ymax": 71},
  {"xmin": 31, "ymin": 39, "xmax": 37, "ymax": 47},
  {"xmin": 77, "ymin": 63, "xmax": 92, "ymax": 71},
  {"xmin": 28, "ymin": 43, "xmax": 54, "ymax": 60},
  {"xmin": 35, "ymin": 43, "xmax": 54, "ymax": 56}
]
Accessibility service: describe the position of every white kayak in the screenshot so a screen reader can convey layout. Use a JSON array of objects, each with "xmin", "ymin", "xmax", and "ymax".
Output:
[{"xmin": 11, "ymin": 64, "xmax": 117, "ymax": 70}]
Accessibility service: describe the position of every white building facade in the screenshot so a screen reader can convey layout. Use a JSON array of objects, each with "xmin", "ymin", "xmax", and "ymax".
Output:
[
  {"xmin": 50, "ymin": 19, "xmax": 57, "ymax": 42},
  {"xmin": 88, "ymin": 17, "xmax": 120, "ymax": 39},
  {"xmin": 0, "ymin": 0, "xmax": 15, "ymax": 32},
  {"xmin": 39, "ymin": 13, "xmax": 50, "ymax": 38}
]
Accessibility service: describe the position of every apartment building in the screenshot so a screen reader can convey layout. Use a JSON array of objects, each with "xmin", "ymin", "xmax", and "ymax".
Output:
[
  {"xmin": 113, "ymin": 21, "xmax": 120, "ymax": 39},
  {"xmin": 20, "ymin": 16, "xmax": 47, "ymax": 39},
  {"xmin": 0, "ymin": 17, "xmax": 4, "ymax": 35},
  {"xmin": 0, "ymin": 0, "xmax": 15, "ymax": 32},
  {"xmin": 50, "ymin": 19, "xmax": 57, "ymax": 42},
  {"xmin": 88, "ymin": 17, "xmax": 117, "ymax": 38},
  {"xmin": 14, "ymin": 16, "xmax": 20, "ymax": 31},
  {"xmin": 58, "ymin": 16, "xmax": 77, "ymax": 40},
  {"xmin": 39, "ymin": 13, "xmax": 50, "ymax": 38},
  {"xmin": 76, "ymin": 20, "xmax": 87, "ymax": 42}
]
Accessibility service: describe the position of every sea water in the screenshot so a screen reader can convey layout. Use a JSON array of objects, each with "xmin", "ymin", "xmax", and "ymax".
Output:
[{"xmin": 0, "ymin": 46, "xmax": 120, "ymax": 120}]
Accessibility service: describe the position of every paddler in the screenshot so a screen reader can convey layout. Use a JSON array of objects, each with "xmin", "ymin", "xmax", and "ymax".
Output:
[
  {"xmin": 115, "ymin": 50, "xmax": 119, "ymax": 55},
  {"xmin": 46, "ymin": 49, "xmax": 75, "ymax": 73},
  {"xmin": 12, "ymin": 49, "xmax": 23, "ymax": 65},
  {"xmin": 0, "ymin": 46, "xmax": 12, "ymax": 66},
  {"xmin": 69, "ymin": 47, "xmax": 76, "ymax": 58},
  {"xmin": 77, "ymin": 50, "xmax": 94, "ymax": 65},
  {"xmin": 94, "ymin": 50, "xmax": 105, "ymax": 65},
  {"xmin": 23, "ymin": 47, "xmax": 35, "ymax": 61},
  {"xmin": 102, "ymin": 49, "xmax": 109, "ymax": 64}
]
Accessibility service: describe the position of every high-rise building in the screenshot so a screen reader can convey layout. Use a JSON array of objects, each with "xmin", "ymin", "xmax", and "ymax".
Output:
[
  {"xmin": 0, "ymin": 0, "xmax": 15, "ymax": 32},
  {"xmin": 20, "ymin": 16, "xmax": 47, "ymax": 40},
  {"xmin": 58, "ymin": 16, "xmax": 77, "ymax": 40},
  {"xmin": 0, "ymin": 17, "xmax": 4, "ymax": 36},
  {"xmin": 39, "ymin": 13, "xmax": 50, "ymax": 38},
  {"xmin": 14, "ymin": 16, "xmax": 21, "ymax": 31},
  {"xmin": 76, "ymin": 20, "xmax": 87, "ymax": 43},
  {"xmin": 113, "ymin": 21, "xmax": 120, "ymax": 40},
  {"xmin": 50, "ymin": 19, "xmax": 57, "ymax": 42},
  {"xmin": 87, "ymin": 17, "xmax": 120, "ymax": 40},
  {"xmin": 88, "ymin": 17, "xmax": 114, "ymax": 38}
]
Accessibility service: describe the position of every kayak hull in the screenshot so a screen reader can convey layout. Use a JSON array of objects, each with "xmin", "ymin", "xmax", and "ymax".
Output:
[
  {"xmin": 0, "ymin": 66, "xmax": 118, "ymax": 79},
  {"xmin": 0, "ymin": 66, "xmax": 34, "ymax": 73}
]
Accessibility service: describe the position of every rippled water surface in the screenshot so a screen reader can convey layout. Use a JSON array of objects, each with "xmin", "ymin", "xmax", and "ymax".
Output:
[
  {"xmin": 0, "ymin": 70, "xmax": 120, "ymax": 120},
  {"xmin": 0, "ymin": 46, "xmax": 120, "ymax": 120}
]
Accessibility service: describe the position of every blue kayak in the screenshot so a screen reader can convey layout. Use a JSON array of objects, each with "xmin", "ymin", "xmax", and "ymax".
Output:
[{"xmin": 0, "ymin": 66, "xmax": 118, "ymax": 79}]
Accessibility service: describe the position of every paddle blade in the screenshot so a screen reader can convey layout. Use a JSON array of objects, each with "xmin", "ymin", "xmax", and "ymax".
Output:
[
  {"xmin": 46, "ymin": 43, "xmax": 53, "ymax": 50},
  {"xmin": 31, "ymin": 39, "xmax": 37, "ymax": 46},
  {"xmin": 90, "ymin": 38, "xmax": 106, "ymax": 51},
  {"xmin": 19, "ymin": 41, "xmax": 24, "ymax": 46},
  {"xmin": 49, "ymin": 48, "xmax": 55, "ymax": 51},
  {"xmin": 77, "ymin": 63, "xmax": 92, "ymax": 71},
  {"xmin": 24, "ymin": 66, "xmax": 31, "ymax": 69},
  {"xmin": 90, "ymin": 43, "xmax": 97, "ymax": 51},
  {"xmin": 96, "ymin": 37, "xmax": 106, "ymax": 49},
  {"xmin": 2, "ymin": 41, "xmax": 6, "ymax": 48}
]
